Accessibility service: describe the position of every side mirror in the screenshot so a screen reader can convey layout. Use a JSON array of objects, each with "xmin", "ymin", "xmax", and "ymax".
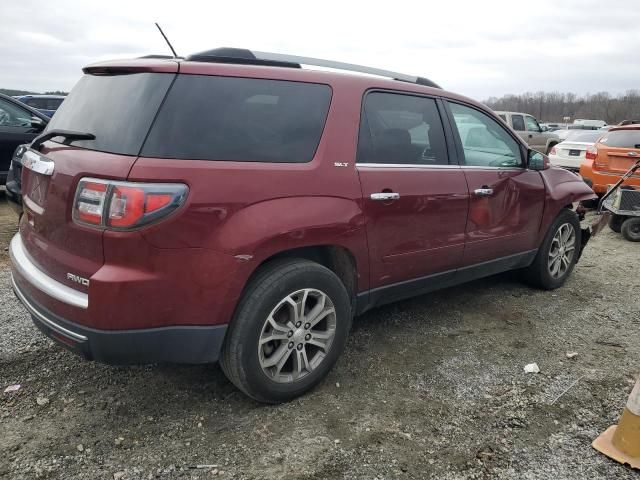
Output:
[
  {"xmin": 540, "ymin": 125, "xmax": 549, "ymax": 132},
  {"xmin": 30, "ymin": 116, "xmax": 46, "ymax": 131},
  {"xmin": 528, "ymin": 150, "xmax": 550, "ymax": 170}
]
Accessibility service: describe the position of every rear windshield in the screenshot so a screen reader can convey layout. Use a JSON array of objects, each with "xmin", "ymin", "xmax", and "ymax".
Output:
[
  {"xmin": 565, "ymin": 131, "xmax": 602, "ymax": 143},
  {"xmin": 46, "ymin": 73, "xmax": 175, "ymax": 155},
  {"xmin": 141, "ymin": 75, "xmax": 332, "ymax": 163},
  {"xmin": 599, "ymin": 130, "xmax": 640, "ymax": 148}
]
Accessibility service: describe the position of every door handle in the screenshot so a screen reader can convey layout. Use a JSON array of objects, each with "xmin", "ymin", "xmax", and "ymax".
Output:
[
  {"xmin": 473, "ymin": 188, "xmax": 493, "ymax": 197},
  {"xmin": 370, "ymin": 192, "xmax": 400, "ymax": 201}
]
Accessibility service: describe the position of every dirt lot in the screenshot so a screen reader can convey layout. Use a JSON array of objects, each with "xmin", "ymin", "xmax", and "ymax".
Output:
[{"xmin": 1, "ymin": 189, "xmax": 639, "ymax": 480}]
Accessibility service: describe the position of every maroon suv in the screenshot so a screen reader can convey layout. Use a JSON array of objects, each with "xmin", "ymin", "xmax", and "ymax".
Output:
[{"xmin": 10, "ymin": 48, "xmax": 596, "ymax": 403}]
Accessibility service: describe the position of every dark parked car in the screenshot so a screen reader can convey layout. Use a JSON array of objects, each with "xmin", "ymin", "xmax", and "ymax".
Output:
[
  {"xmin": 0, "ymin": 93, "xmax": 48, "ymax": 186},
  {"xmin": 10, "ymin": 48, "xmax": 596, "ymax": 403},
  {"xmin": 13, "ymin": 95, "xmax": 65, "ymax": 118}
]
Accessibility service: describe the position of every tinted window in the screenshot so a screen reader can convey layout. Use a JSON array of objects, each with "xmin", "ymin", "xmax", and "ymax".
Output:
[
  {"xmin": 47, "ymin": 98, "xmax": 64, "ymax": 110},
  {"xmin": 142, "ymin": 76, "xmax": 332, "ymax": 163},
  {"xmin": 511, "ymin": 114, "xmax": 525, "ymax": 131},
  {"xmin": 26, "ymin": 98, "xmax": 46, "ymax": 109},
  {"xmin": 357, "ymin": 92, "xmax": 448, "ymax": 165},
  {"xmin": 47, "ymin": 73, "xmax": 175, "ymax": 155},
  {"xmin": 525, "ymin": 116, "xmax": 541, "ymax": 132},
  {"xmin": 0, "ymin": 98, "xmax": 33, "ymax": 127},
  {"xmin": 599, "ymin": 130, "xmax": 640, "ymax": 148},
  {"xmin": 449, "ymin": 103, "xmax": 522, "ymax": 167}
]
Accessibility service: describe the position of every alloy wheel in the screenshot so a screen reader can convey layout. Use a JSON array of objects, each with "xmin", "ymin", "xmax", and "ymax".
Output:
[
  {"xmin": 548, "ymin": 222, "xmax": 576, "ymax": 279},
  {"xmin": 258, "ymin": 289, "xmax": 337, "ymax": 383}
]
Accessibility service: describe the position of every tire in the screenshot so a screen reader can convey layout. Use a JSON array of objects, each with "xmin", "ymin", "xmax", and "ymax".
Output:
[
  {"xmin": 220, "ymin": 259, "xmax": 352, "ymax": 403},
  {"xmin": 608, "ymin": 215, "xmax": 625, "ymax": 233},
  {"xmin": 621, "ymin": 217, "xmax": 640, "ymax": 242},
  {"xmin": 521, "ymin": 209, "xmax": 581, "ymax": 290}
]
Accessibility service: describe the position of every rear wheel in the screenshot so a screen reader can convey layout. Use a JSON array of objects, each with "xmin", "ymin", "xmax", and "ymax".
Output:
[
  {"xmin": 621, "ymin": 218, "xmax": 640, "ymax": 242},
  {"xmin": 220, "ymin": 259, "xmax": 352, "ymax": 403},
  {"xmin": 608, "ymin": 215, "xmax": 625, "ymax": 233},
  {"xmin": 521, "ymin": 209, "xmax": 581, "ymax": 290}
]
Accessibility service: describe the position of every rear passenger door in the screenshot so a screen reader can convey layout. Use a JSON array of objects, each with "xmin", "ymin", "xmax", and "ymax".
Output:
[
  {"xmin": 357, "ymin": 91, "xmax": 469, "ymax": 296},
  {"xmin": 444, "ymin": 101, "xmax": 545, "ymax": 266}
]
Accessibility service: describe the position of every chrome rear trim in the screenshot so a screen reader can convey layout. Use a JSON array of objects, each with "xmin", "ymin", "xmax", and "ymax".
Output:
[
  {"xmin": 21, "ymin": 149, "xmax": 54, "ymax": 176},
  {"xmin": 11, "ymin": 275, "xmax": 88, "ymax": 342},
  {"xmin": 9, "ymin": 234, "xmax": 88, "ymax": 309}
]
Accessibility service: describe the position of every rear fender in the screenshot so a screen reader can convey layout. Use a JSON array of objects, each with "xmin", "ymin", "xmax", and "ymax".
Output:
[{"xmin": 211, "ymin": 196, "xmax": 369, "ymax": 300}]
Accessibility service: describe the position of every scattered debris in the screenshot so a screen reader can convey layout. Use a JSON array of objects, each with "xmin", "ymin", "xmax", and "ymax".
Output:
[
  {"xmin": 76, "ymin": 444, "xmax": 84, "ymax": 452},
  {"xmin": 4, "ymin": 384, "xmax": 21, "ymax": 393},
  {"xmin": 566, "ymin": 352, "xmax": 579, "ymax": 359},
  {"xmin": 114, "ymin": 437, "xmax": 124, "ymax": 446},
  {"xmin": 36, "ymin": 397, "xmax": 49, "ymax": 406},
  {"xmin": 189, "ymin": 464, "xmax": 219, "ymax": 469},
  {"xmin": 334, "ymin": 439, "xmax": 341, "ymax": 444},
  {"xmin": 336, "ymin": 382, "xmax": 340, "ymax": 388},
  {"xmin": 524, "ymin": 363, "xmax": 540, "ymax": 374}
]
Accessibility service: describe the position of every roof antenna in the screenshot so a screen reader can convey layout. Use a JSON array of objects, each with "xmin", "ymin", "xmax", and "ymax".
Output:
[{"xmin": 155, "ymin": 22, "xmax": 178, "ymax": 58}]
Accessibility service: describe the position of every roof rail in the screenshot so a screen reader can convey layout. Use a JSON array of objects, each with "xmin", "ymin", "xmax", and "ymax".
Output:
[{"xmin": 185, "ymin": 48, "xmax": 441, "ymax": 89}]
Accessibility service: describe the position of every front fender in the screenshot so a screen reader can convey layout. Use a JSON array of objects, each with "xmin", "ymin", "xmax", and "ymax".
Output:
[{"xmin": 538, "ymin": 167, "xmax": 597, "ymax": 242}]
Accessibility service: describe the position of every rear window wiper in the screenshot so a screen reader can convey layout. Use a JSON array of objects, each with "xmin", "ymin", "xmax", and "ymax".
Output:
[{"xmin": 31, "ymin": 129, "xmax": 96, "ymax": 151}]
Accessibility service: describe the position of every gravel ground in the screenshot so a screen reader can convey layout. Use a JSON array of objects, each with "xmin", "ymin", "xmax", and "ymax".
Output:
[{"xmin": 1, "ymin": 189, "xmax": 639, "ymax": 480}]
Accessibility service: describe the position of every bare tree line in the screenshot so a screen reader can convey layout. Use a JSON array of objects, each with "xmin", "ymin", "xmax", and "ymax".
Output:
[{"xmin": 484, "ymin": 90, "xmax": 640, "ymax": 124}]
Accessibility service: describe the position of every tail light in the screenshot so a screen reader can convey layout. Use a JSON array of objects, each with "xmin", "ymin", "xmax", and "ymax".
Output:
[
  {"xmin": 73, "ymin": 178, "xmax": 188, "ymax": 230},
  {"xmin": 585, "ymin": 146, "xmax": 598, "ymax": 161},
  {"xmin": 549, "ymin": 146, "xmax": 557, "ymax": 155}
]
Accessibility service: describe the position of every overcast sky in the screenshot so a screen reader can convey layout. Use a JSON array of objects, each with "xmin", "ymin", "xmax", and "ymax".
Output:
[{"xmin": 1, "ymin": 0, "xmax": 639, "ymax": 100}]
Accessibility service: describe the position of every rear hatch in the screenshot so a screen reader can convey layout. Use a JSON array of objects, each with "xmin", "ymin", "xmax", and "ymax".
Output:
[
  {"xmin": 555, "ymin": 141, "xmax": 591, "ymax": 159},
  {"xmin": 19, "ymin": 62, "xmax": 177, "ymax": 291},
  {"xmin": 596, "ymin": 127, "xmax": 640, "ymax": 174}
]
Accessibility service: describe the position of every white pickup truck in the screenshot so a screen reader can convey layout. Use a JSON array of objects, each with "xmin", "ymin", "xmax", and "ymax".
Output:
[{"xmin": 495, "ymin": 111, "xmax": 560, "ymax": 154}]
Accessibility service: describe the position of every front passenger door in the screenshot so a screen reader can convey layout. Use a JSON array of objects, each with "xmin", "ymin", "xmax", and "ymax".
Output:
[
  {"xmin": 445, "ymin": 102, "xmax": 545, "ymax": 266},
  {"xmin": 357, "ymin": 92, "xmax": 469, "ymax": 298}
]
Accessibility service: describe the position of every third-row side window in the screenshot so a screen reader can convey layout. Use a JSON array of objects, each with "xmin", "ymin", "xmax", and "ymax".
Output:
[{"xmin": 357, "ymin": 92, "xmax": 449, "ymax": 165}]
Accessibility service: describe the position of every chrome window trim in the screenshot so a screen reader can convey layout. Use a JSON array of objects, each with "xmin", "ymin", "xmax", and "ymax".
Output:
[
  {"xmin": 21, "ymin": 149, "xmax": 55, "ymax": 176},
  {"xmin": 356, "ymin": 163, "xmax": 461, "ymax": 169},
  {"xmin": 11, "ymin": 275, "xmax": 88, "ymax": 342},
  {"xmin": 458, "ymin": 165, "xmax": 525, "ymax": 171},
  {"xmin": 9, "ymin": 234, "xmax": 88, "ymax": 309}
]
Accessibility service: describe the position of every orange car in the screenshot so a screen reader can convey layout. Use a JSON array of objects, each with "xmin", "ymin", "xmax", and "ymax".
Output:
[{"xmin": 580, "ymin": 124, "xmax": 640, "ymax": 195}]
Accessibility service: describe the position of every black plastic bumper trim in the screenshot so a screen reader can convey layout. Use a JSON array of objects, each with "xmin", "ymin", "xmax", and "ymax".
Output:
[{"xmin": 12, "ymin": 275, "xmax": 227, "ymax": 365}]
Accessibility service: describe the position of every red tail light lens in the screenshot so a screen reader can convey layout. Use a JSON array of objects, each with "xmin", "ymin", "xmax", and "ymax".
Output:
[
  {"xmin": 73, "ymin": 179, "xmax": 188, "ymax": 230},
  {"xmin": 585, "ymin": 146, "xmax": 598, "ymax": 161},
  {"xmin": 75, "ymin": 182, "xmax": 108, "ymax": 225},
  {"xmin": 549, "ymin": 146, "xmax": 557, "ymax": 155}
]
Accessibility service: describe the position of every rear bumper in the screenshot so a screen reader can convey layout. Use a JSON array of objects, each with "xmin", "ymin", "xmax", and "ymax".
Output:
[
  {"xmin": 548, "ymin": 154, "xmax": 582, "ymax": 171},
  {"xmin": 10, "ymin": 233, "xmax": 228, "ymax": 364},
  {"xmin": 582, "ymin": 170, "xmax": 640, "ymax": 194},
  {"xmin": 11, "ymin": 274, "xmax": 227, "ymax": 364}
]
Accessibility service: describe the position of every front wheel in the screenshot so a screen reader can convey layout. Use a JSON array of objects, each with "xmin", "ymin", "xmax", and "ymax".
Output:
[
  {"xmin": 220, "ymin": 259, "xmax": 352, "ymax": 403},
  {"xmin": 521, "ymin": 209, "xmax": 581, "ymax": 290},
  {"xmin": 621, "ymin": 217, "xmax": 640, "ymax": 242}
]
